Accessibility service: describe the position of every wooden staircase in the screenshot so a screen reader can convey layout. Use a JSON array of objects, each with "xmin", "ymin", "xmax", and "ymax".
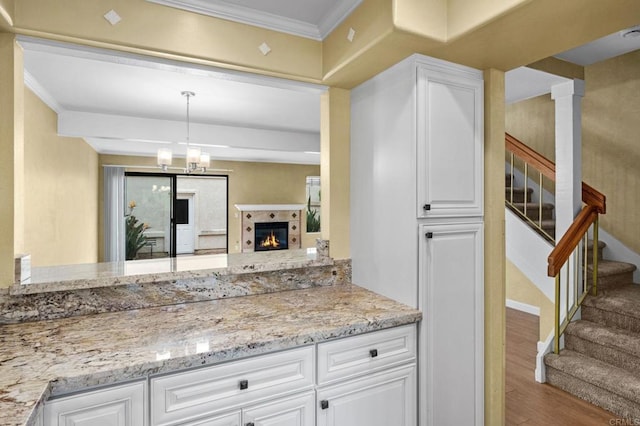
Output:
[{"xmin": 544, "ymin": 241, "xmax": 640, "ymax": 419}]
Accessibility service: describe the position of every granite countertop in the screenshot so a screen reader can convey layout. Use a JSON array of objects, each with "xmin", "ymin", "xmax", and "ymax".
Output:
[
  {"xmin": 13, "ymin": 248, "xmax": 330, "ymax": 295},
  {"xmin": 0, "ymin": 284, "xmax": 421, "ymax": 426}
]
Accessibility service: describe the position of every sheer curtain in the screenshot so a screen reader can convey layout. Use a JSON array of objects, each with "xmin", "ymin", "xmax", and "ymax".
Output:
[{"xmin": 103, "ymin": 166, "xmax": 125, "ymax": 262}]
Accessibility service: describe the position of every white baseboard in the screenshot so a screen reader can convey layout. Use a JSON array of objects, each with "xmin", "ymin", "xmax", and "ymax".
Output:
[
  {"xmin": 506, "ymin": 299, "xmax": 540, "ymax": 316},
  {"xmin": 535, "ymin": 331, "xmax": 554, "ymax": 383}
]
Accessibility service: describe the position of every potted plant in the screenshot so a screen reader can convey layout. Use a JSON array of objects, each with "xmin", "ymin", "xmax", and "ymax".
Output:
[{"xmin": 125, "ymin": 201, "xmax": 149, "ymax": 260}]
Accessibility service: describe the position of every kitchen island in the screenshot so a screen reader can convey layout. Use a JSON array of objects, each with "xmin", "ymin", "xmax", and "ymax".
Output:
[{"xmin": 0, "ymin": 284, "xmax": 421, "ymax": 426}]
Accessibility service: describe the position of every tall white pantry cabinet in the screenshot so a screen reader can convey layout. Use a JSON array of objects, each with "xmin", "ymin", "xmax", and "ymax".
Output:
[{"xmin": 351, "ymin": 54, "xmax": 484, "ymax": 426}]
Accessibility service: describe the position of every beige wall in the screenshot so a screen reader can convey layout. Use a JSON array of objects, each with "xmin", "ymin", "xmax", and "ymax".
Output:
[
  {"xmin": 583, "ymin": 50, "xmax": 640, "ymax": 254},
  {"xmin": 320, "ymin": 88, "xmax": 350, "ymax": 260},
  {"xmin": 505, "ymin": 94, "xmax": 555, "ymax": 161},
  {"xmin": 24, "ymin": 88, "xmax": 99, "ymax": 267},
  {"xmin": 506, "ymin": 260, "xmax": 554, "ymax": 341},
  {"xmin": 99, "ymin": 155, "xmax": 320, "ymax": 259},
  {"xmin": 0, "ymin": 34, "xmax": 22, "ymax": 285},
  {"xmin": 506, "ymin": 50, "xmax": 640, "ymax": 255}
]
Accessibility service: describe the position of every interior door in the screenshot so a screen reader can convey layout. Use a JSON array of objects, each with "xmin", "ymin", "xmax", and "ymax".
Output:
[{"xmin": 176, "ymin": 194, "xmax": 195, "ymax": 254}]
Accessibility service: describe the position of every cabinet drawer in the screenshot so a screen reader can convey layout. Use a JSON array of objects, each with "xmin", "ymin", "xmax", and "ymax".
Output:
[
  {"xmin": 317, "ymin": 324, "xmax": 416, "ymax": 386},
  {"xmin": 151, "ymin": 346, "xmax": 314, "ymax": 426},
  {"xmin": 44, "ymin": 381, "xmax": 147, "ymax": 426}
]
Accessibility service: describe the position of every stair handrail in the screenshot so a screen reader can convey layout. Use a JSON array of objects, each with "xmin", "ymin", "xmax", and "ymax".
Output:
[
  {"xmin": 547, "ymin": 205, "xmax": 598, "ymax": 277},
  {"xmin": 505, "ymin": 133, "xmax": 606, "ymax": 213},
  {"xmin": 505, "ymin": 133, "xmax": 606, "ymax": 354}
]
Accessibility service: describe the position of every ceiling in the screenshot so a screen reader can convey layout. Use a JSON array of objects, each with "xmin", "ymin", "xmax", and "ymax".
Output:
[
  {"xmin": 506, "ymin": 24, "xmax": 640, "ymax": 105},
  {"xmin": 19, "ymin": 3, "xmax": 640, "ymax": 166},
  {"xmin": 145, "ymin": 0, "xmax": 362, "ymax": 40},
  {"xmin": 20, "ymin": 36, "xmax": 326, "ymax": 165}
]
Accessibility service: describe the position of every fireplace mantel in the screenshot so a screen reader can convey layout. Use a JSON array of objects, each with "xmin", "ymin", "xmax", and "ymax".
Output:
[
  {"xmin": 235, "ymin": 204, "xmax": 306, "ymax": 212},
  {"xmin": 235, "ymin": 204, "xmax": 305, "ymax": 253}
]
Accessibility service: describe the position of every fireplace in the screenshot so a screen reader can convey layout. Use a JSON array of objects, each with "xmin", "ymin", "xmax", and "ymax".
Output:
[{"xmin": 255, "ymin": 222, "xmax": 289, "ymax": 251}]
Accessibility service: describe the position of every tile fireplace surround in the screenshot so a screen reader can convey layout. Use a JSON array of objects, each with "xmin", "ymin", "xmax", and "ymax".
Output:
[{"xmin": 235, "ymin": 204, "xmax": 305, "ymax": 253}]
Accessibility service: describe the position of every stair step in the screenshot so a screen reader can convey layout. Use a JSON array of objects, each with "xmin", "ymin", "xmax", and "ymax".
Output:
[
  {"xmin": 505, "ymin": 187, "xmax": 533, "ymax": 203},
  {"xmin": 583, "ymin": 285, "xmax": 640, "ymax": 333},
  {"xmin": 587, "ymin": 260, "xmax": 636, "ymax": 289},
  {"xmin": 511, "ymin": 202, "xmax": 555, "ymax": 220},
  {"xmin": 566, "ymin": 320, "xmax": 640, "ymax": 376},
  {"xmin": 505, "ymin": 174, "xmax": 512, "ymax": 187},
  {"xmin": 588, "ymin": 240, "xmax": 607, "ymax": 261},
  {"xmin": 545, "ymin": 349, "xmax": 640, "ymax": 419}
]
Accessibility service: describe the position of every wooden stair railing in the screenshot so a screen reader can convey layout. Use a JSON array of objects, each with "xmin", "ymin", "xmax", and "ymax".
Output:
[
  {"xmin": 505, "ymin": 133, "xmax": 606, "ymax": 214},
  {"xmin": 505, "ymin": 133, "xmax": 606, "ymax": 354}
]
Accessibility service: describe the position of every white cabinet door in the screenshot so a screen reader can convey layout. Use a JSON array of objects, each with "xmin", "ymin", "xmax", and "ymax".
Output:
[
  {"xmin": 316, "ymin": 365, "xmax": 416, "ymax": 426},
  {"xmin": 417, "ymin": 64, "xmax": 483, "ymax": 219},
  {"xmin": 243, "ymin": 392, "xmax": 315, "ymax": 426},
  {"xmin": 419, "ymin": 222, "xmax": 484, "ymax": 426},
  {"xmin": 44, "ymin": 381, "xmax": 146, "ymax": 426}
]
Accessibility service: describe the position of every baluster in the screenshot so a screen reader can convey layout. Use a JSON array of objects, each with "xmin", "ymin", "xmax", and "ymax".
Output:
[
  {"xmin": 510, "ymin": 152, "xmax": 514, "ymax": 205},
  {"xmin": 523, "ymin": 163, "xmax": 528, "ymax": 219},
  {"xmin": 593, "ymin": 217, "xmax": 599, "ymax": 296},
  {"xmin": 539, "ymin": 171, "xmax": 543, "ymax": 231}
]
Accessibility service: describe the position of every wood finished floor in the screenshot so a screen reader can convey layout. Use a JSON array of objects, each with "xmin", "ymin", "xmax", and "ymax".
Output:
[{"xmin": 506, "ymin": 308, "xmax": 620, "ymax": 425}]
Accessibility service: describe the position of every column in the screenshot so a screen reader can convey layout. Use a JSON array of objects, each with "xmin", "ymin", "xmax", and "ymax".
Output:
[
  {"xmin": 320, "ymin": 88, "xmax": 350, "ymax": 259},
  {"xmin": 0, "ymin": 33, "xmax": 24, "ymax": 288},
  {"xmin": 552, "ymin": 79, "xmax": 585, "ymax": 238}
]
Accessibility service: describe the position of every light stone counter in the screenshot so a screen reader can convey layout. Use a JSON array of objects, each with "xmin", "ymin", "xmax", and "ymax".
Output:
[
  {"xmin": 0, "ymin": 284, "xmax": 421, "ymax": 426},
  {"xmin": 12, "ymin": 248, "xmax": 330, "ymax": 295}
]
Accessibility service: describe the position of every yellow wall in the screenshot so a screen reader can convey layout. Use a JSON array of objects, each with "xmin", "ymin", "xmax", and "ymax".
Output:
[
  {"xmin": 24, "ymin": 88, "xmax": 99, "ymax": 267},
  {"xmin": 99, "ymin": 155, "xmax": 320, "ymax": 259},
  {"xmin": 505, "ymin": 94, "xmax": 555, "ymax": 161},
  {"xmin": 0, "ymin": 34, "xmax": 22, "ymax": 285},
  {"xmin": 13, "ymin": 0, "xmax": 322, "ymax": 83},
  {"xmin": 506, "ymin": 50, "xmax": 640, "ymax": 255},
  {"xmin": 506, "ymin": 260, "xmax": 554, "ymax": 341},
  {"xmin": 583, "ymin": 50, "xmax": 640, "ymax": 254},
  {"xmin": 320, "ymin": 88, "xmax": 350, "ymax": 260},
  {"xmin": 0, "ymin": 0, "xmax": 13, "ymax": 29}
]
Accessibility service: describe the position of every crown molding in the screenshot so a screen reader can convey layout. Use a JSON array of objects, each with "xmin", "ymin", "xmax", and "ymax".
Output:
[
  {"xmin": 23, "ymin": 70, "xmax": 64, "ymax": 114},
  {"xmin": 146, "ymin": 0, "xmax": 361, "ymax": 41}
]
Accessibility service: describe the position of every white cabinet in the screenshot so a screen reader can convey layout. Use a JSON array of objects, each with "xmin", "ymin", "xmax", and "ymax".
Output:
[
  {"xmin": 416, "ymin": 66, "xmax": 483, "ymax": 218},
  {"xmin": 44, "ymin": 381, "xmax": 147, "ymax": 426},
  {"xmin": 181, "ymin": 392, "xmax": 315, "ymax": 426},
  {"xmin": 151, "ymin": 346, "xmax": 314, "ymax": 426},
  {"xmin": 243, "ymin": 391, "xmax": 315, "ymax": 426},
  {"xmin": 419, "ymin": 222, "xmax": 484, "ymax": 426},
  {"xmin": 351, "ymin": 53, "xmax": 484, "ymax": 426},
  {"xmin": 175, "ymin": 411, "xmax": 241, "ymax": 426},
  {"xmin": 316, "ymin": 325, "xmax": 417, "ymax": 426},
  {"xmin": 317, "ymin": 365, "xmax": 416, "ymax": 426},
  {"xmin": 43, "ymin": 326, "xmax": 417, "ymax": 426}
]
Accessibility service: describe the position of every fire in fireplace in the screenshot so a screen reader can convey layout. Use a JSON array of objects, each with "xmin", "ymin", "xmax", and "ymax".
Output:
[{"xmin": 255, "ymin": 222, "xmax": 289, "ymax": 251}]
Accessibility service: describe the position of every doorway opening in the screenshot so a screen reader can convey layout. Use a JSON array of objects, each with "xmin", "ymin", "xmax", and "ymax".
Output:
[{"xmin": 124, "ymin": 172, "xmax": 228, "ymax": 260}]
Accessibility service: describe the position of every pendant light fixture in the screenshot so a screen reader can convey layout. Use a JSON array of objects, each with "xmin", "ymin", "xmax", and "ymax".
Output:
[{"xmin": 157, "ymin": 90, "xmax": 211, "ymax": 173}]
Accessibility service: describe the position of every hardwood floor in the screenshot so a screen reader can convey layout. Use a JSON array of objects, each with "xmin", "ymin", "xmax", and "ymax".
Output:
[{"xmin": 506, "ymin": 308, "xmax": 619, "ymax": 425}]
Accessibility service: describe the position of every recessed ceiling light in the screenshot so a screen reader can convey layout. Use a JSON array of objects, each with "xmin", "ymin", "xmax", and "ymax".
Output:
[{"xmin": 621, "ymin": 28, "xmax": 640, "ymax": 38}]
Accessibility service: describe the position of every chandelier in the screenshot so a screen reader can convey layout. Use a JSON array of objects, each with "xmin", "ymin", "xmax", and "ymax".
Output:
[{"xmin": 157, "ymin": 91, "xmax": 211, "ymax": 173}]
